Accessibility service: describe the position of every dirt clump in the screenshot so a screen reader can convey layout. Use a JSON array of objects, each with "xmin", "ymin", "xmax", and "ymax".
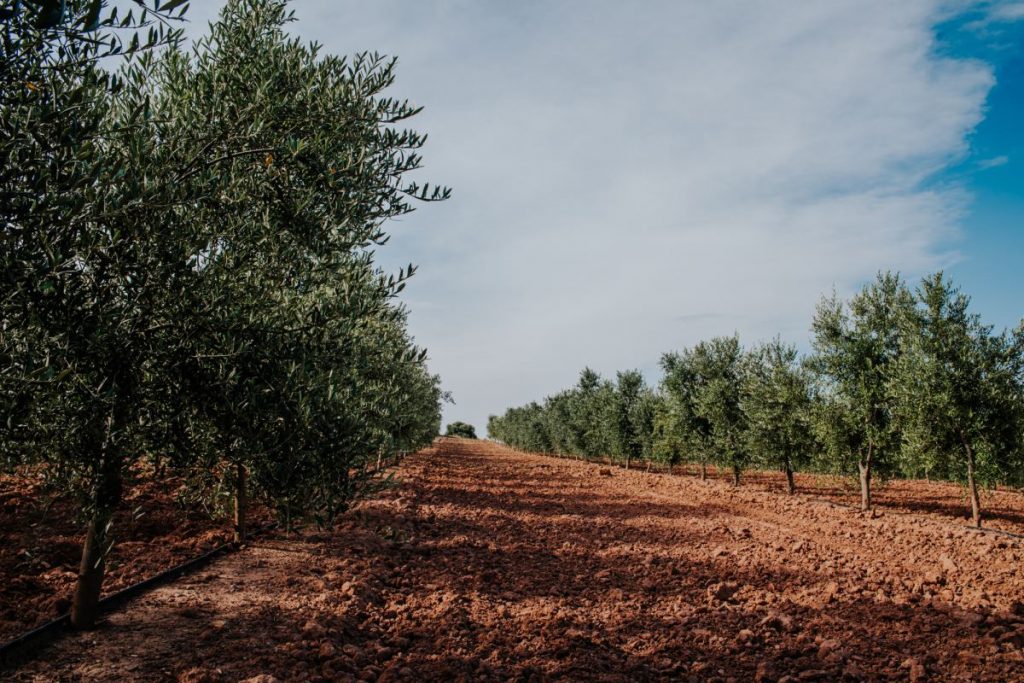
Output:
[
  {"xmin": 0, "ymin": 468, "xmax": 271, "ymax": 644},
  {"xmin": 8, "ymin": 438, "xmax": 1024, "ymax": 681}
]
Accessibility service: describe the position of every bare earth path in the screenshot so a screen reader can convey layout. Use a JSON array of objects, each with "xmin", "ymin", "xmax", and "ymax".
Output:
[{"xmin": 11, "ymin": 438, "xmax": 1024, "ymax": 682}]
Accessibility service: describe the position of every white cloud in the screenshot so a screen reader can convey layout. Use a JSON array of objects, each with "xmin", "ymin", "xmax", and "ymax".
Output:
[
  {"xmin": 185, "ymin": 1, "xmax": 999, "ymax": 433},
  {"xmin": 989, "ymin": 2, "xmax": 1024, "ymax": 21},
  {"xmin": 978, "ymin": 154, "xmax": 1010, "ymax": 168},
  {"xmin": 962, "ymin": 0, "xmax": 1024, "ymax": 31}
]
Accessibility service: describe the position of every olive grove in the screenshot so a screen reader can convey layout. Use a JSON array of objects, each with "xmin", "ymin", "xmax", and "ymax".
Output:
[
  {"xmin": 489, "ymin": 272, "xmax": 1024, "ymax": 525},
  {"xmin": 1, "ymin": 0, "xmax": 445, "ymax": 629}
]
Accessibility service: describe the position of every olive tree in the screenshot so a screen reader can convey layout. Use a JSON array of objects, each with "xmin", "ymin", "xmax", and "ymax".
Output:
[
  {"xmin": 1, "ymin": 0, "xmax": 447, "ymax": 629},
  {"xmin": 155, "ymin": 0, "xmax": 447, "ymax": 539},
  {"xmin": 742, "ymin": 339, "xmax": 814, "ymax": 494},
  {"xmin": 651, "ymin": 397, "xmax": 685, "ymax": 473},
  {"xmin": 572, "ymin": 368, "xmax": 617, "ymax": 461},
  {"xmin": 660, "ymin": 349, "xmax": 714, "ymax": 479},
  {"xmin": 613, "ymin": 370, "xmax": 648, "ymax": 469},
  {"xmin": 488, "ymin": 367, "xmax": 621, "ymax": 460},
  {"xmin": 488, "ymin": 402, "xmax": 552, "ymax": 453},
  {"xmin": 445, "ymin": 421, "xmax": 478, "ymax": 439},
  {"xmin": 0, "ymin": 0, "xmax": 225, "ymax": 630},
  {"xmin": 810, "ymin": 272, "xmax": 913, "ymax": 510},
  {"xmin": 692, "ymin": 336, "xmax": 749, "ymax": 485},
  {"xmin": 890, "ymin": 273, "xmax": 1024, "ymax": 527}
]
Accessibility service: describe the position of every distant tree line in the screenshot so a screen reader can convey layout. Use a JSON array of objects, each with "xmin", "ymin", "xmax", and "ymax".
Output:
[
  {"xmin": 445, "ymin": 422, "xmax": 478, "ymax": 439},
  {"xmin": 1, "ymin": 0, "xmax": 445, "ymax": 629},
  {"xmin": 489, "ymin": 272, "xmax": 1024, "ymax": 529}
]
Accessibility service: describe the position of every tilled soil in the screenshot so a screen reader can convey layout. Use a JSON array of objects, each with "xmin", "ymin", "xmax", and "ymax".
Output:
[
  {"xmin": 0, "ymin": 470, "xmax": 255, "ymax": 643},
  {"xmin": 8, "ymin": 438, "xmax": 1024, "ymax": 682},
  {"xmin": 668, "ymin": 465, "xmax": 1024, "ymax": 537}
]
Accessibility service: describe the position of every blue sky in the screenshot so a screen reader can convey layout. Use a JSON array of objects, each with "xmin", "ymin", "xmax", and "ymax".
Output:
[
  {"xmin": 184, "ymin": 1, "xmax": 1023, "ymax": 433},
  {"xmin": 935, "ymin": 6, "xmax": 1024, "ymax": 330}
]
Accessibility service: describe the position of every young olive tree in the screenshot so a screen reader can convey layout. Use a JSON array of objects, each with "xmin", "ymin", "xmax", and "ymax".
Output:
[
  {"xmin": 543, "ymin": 390, "xmax": 578, "ymax": 456},
  {"xmin": 635, "ymin": 389, "xmax": 660, "ymax": 470},
  {"xmin": 810, "ymin": 272, "xmax": 913, "ymax": 510},
  {"xmin": 660, "ymin": 349, "xmax": 714, "ymax": 479},
  {"xmin": 157, "ymin": 0, "xmax": 447, "ymax": 536},
  {"xmin": 692, "ymin": 336, "xmax": 749, "ymax": 485},
  {"xmin": 651, "ymin": 397, "xmax": 685, "ymax": 473},
  {"xmin": 890, "ymin": 273, "xmax": 1024, "ymax": 528},
  {"xmin": 488, "ymin": 367, "xmax": 621, "ymax": 460},
  {"xmin": 0, "ymin": 0, "xmax": 230, "ymax": 630},
  {"xmin": 573, "ymin": 368, "xmax": 617, "ymax": 461},
  {"xmin": 742, "ymin": 339, "xmax": 814, "ymax": 494},
  {"xmin": 613, "ymin": 370, "xmax": 648, "ymax": 469},
  {"xmin": 488, "ymin": 402, "xmax": 552, "ymax": 453}
]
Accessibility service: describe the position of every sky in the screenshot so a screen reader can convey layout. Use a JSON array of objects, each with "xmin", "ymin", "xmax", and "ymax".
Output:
[{"xmin": 183, "ymin": 1, "xmax": 1024, "ymax": 435}]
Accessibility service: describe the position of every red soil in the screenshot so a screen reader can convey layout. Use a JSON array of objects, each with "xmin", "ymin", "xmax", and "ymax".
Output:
[
  {"xmin": 662, "ymin": 463, "xmax": 1024, "ymax": 537},
  {"xmin": 0, "ymin": 469, "xmax": 251, "ymax": 644},
  {"xmin": 7, "ymin": 438, "xmax": 1024, "ymax": 681}
]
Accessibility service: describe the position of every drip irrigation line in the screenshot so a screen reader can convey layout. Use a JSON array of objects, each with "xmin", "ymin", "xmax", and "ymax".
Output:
[{"xmin": 0, "ymin": 523, "xmax": 276, "ymax": 671}]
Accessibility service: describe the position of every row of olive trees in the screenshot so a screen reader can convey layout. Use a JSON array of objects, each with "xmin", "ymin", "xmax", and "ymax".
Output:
[
  {"xmin": 445, "ymin": 421, "xmax": 478, "ymax": 439},
  {"xmin": 489, "ymin": 272, "xmax": 1024, "ymax": 528},
  {"xmin": 1, "ymin": 0, "xmax": 445, "ymax": 629}
]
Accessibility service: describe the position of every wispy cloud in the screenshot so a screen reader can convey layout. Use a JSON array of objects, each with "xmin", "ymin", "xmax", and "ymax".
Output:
[
  {"xmin": 962, "ymin": 0, "xmax": 1024, "ymax": 31},
  {"xmin": 989, "ymin": 2, "xmax": 1024, "ymax": 21},
  {"xmin": 978, "ymin": 155, "xmax": 1010, "ymax": 169},
  {"xmin": 185, "ymin": 1, "xmax": 1005, "ymax": 431}
]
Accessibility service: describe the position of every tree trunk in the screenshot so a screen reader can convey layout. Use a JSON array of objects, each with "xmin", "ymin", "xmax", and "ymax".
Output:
[
  {"xmin": 962, "ymin": 437, "xmax": 982, "ymax": 529},
  {"xmin": 858, "ymin": 446, "xmax": 873, "ymax": 512},
  {"xmin": 71, "ymin": 464, "xmax": 122, "ymax": 630},
  {"xmin": 732, "ymin": 465, "xmax": 741, "ymax": 486},
  {"xmin": 785, "ymin": 457, "xmax": 796, "ymax": 495},
  {"xmin": 233, "ymin": 463, "xmax": 248, "ymax": 545},
  {"xmin": 668, "ymin": 463, "xmax": 673, "ymax": 475},
  {"xmin": 700, "ymin": 461, "xmax": 707, "ymax": 481},
  {"xmin": 625, "ymin": 455, "xmax": 630, "ymax": 470},
  {"xmin": 70, "ymin": 508, "xmax": 113, "ymax": 629}
]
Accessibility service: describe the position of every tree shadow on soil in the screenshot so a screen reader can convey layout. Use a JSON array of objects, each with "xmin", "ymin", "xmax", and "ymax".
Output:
[{"xmin": 12, "ymin": 441, "xmax": 1024, "ymax": 682}]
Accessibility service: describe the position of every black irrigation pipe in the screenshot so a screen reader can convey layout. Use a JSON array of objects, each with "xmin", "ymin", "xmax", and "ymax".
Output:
[{"xmin": 0, "ymin": 523, "xmax": 276, "ymax": 671}]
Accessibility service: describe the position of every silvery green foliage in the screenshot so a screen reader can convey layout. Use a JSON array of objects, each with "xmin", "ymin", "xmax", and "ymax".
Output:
[
  {"xmin": 2, "ymin": 0, "xmax": 445, "ymax": 517},
  {"xmin": 889, "ymin": 273, "xmax": 1024, "ymax": 522},
  {"xmin": 742, "ymin": 339, "xmax": 815, "ymax": 490},
  {"xmin": 445, "ymin": 422, "xmax": 477, "ymax": 439},
  {"xmin": 1, "ymin": 0, "xmax": 192, "ymax": 505},
  {"xmin": 490, "ymin": 272, "xmax": 1022, "ymax": 502},
  {"xmin": 1, "ymin": 0, "xmax": 218, "ymax": 627},
  {"xmin": 487, "ymin": 367, "xmax": 610, "ymax": 459},
  {"xmin": 572, "ymin": 367, "xmax": 618, "ymax": 459},
  {"xmin": 613, "ymin": 369, "xmax": 648, "ymax": 466},
  {"xmin": 1, "ymin": 0, "xmax": 446, "ymax": 623},
  {"xmin": 147, "ymin": 0, "xmax": 446, "ymax": 523},
  {"xmin": 808, "ymin": 272, "xmax": 913, "ymax": 480},
  {"xmin": 660, "ymin": 348, "xmax": 714, "ymax": 473},
  {"xmin": 688, "ymin": 336, "xmax": 749, "ymax": 481},
  {"xmin": 651, "ymin": 394, "xmax": 684, "ymax": 469}
]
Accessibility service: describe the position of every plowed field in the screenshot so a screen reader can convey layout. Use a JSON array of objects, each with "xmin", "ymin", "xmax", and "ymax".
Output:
[{"xmin": 7, "ymin": 438, "xmax": 1024, "ymax": 682}]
